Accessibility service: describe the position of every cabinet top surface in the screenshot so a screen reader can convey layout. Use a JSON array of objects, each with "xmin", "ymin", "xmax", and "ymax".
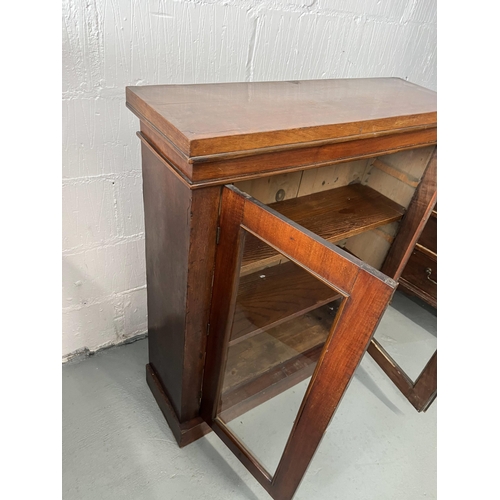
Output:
[{"xmin": 126, "ymin": 78, "xmax": 436, "ymax": 157}]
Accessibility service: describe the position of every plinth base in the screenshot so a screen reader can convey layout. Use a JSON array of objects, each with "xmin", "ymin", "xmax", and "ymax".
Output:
[{"xmin": 146, "ymin": 364, "xmax": 211, "ymax": 447}]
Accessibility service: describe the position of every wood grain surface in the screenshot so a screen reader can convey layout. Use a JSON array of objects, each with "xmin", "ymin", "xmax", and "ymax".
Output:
[
  {"xmin": 127, "ymin": 78, "xmax": 436, "ymax": 156},
  {"xmin": 231, "ymin": 260, "xmax": 341, "ymax": 344},
  {"xmin": 201, "ymin": 185, "xmax": 396, "ymax": 500},
  {"xmin": 141, "ymin": 143, "xmax": 221, "ymax": 424},
  {"xmin": 241, "ymin": 183, "xmax": 404, "ymax": 274}
]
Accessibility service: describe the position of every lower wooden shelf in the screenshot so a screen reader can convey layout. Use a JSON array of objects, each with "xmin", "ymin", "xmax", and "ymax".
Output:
[
  {"xmin": 230, "ymin": 260, "xmax": 341, "ymax": 345},
  {"xmin": 220, "ymin": 300, "xmax": 341, "ymax": 422}
]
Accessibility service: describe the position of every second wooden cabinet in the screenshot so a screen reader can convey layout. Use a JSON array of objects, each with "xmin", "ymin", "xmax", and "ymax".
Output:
[{"xmin": 400, "ymin": 204, "xmax": 437, "ymax": 308}]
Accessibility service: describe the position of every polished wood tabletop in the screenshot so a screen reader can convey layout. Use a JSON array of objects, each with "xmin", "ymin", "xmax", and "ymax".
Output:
[{"xmin": 126, "ymin": 78, "xmax": 436, "ymax": 157}]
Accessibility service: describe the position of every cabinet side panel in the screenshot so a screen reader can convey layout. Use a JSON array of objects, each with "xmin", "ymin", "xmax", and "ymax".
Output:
[
  {"xmin": 141, "ymin": 144, "xmax": 191, "ymax": 418},
  {"xmin": 182, "ymin": 186, "xmax": 221, "ymax": 420}
]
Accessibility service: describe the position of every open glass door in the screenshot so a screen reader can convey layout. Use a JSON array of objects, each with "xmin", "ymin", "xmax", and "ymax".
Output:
[{"xmin": 200, "ymin": 185, "xmax": 397, "ymax": 500}]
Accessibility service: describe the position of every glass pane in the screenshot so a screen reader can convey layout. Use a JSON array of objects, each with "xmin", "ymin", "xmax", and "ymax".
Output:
[
  {"xmin": 373, "ymin": 291, "xmax": 437, "ymax": 381},
  {"xmin": 217, "ymin": 230, "xmax": 344, "ymax": 476}
]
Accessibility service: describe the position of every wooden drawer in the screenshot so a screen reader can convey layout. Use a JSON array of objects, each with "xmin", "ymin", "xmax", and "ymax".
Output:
[
  {"xmin": 400, "ymin": 248, "xmax": 437, "ymax": 300},
  {"xmin": 417, "ymin": 214, "xmax": 437, "ymax": 254}
]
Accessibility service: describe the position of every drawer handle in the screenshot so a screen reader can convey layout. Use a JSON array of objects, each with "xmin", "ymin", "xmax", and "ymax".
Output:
[{"xmin": 425, "ymin": 268, "xmax": 437, "ymax": 285}]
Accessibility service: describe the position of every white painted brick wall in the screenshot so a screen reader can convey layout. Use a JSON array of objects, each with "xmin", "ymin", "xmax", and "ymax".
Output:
[{"xmin": 62, "ymin": 0, "xmax": 437, "ymax": 359}]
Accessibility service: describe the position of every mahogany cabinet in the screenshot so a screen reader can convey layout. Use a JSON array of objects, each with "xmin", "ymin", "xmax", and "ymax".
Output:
[{"xmin": 126, "ymin": 78, "xmax": 437, "ymax": 500}]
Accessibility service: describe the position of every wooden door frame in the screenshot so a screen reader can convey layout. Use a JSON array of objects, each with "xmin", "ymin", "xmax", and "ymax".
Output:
[{"xmin": 200, "ymin": 185, "xmax": 397, "ymax": 500}]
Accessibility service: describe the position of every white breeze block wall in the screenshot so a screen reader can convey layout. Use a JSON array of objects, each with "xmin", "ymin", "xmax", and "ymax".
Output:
[{"xmin": 62, "ymin": 0, "xmax": 437, "ymax": 359}]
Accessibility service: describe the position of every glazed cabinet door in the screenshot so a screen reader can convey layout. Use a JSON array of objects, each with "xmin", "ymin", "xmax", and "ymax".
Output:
[{"xmin": 200, "ymin": 185, "xmax": 397, "ymax": 500}]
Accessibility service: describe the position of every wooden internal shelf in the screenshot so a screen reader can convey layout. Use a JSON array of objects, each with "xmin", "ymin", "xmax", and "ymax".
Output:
[
  {"xmin": 220, "ymin": 255, "xmax": 343, "ymax": 420},
  {"xmin": 241, "ymin": 183, "xmax": 405, "ymax": 275},
  {"xmin": 230, "ymin": 261, "xmax": 342, "ymax": 346},
  {"xmin": 220, "ymin": 302, "xmax": 340, "ymax": 422}
]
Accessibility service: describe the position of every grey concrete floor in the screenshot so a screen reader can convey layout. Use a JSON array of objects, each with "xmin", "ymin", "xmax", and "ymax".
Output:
[{"xmin": 63, "ymin": 291, "xmax": 436, "ymax": 500}]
